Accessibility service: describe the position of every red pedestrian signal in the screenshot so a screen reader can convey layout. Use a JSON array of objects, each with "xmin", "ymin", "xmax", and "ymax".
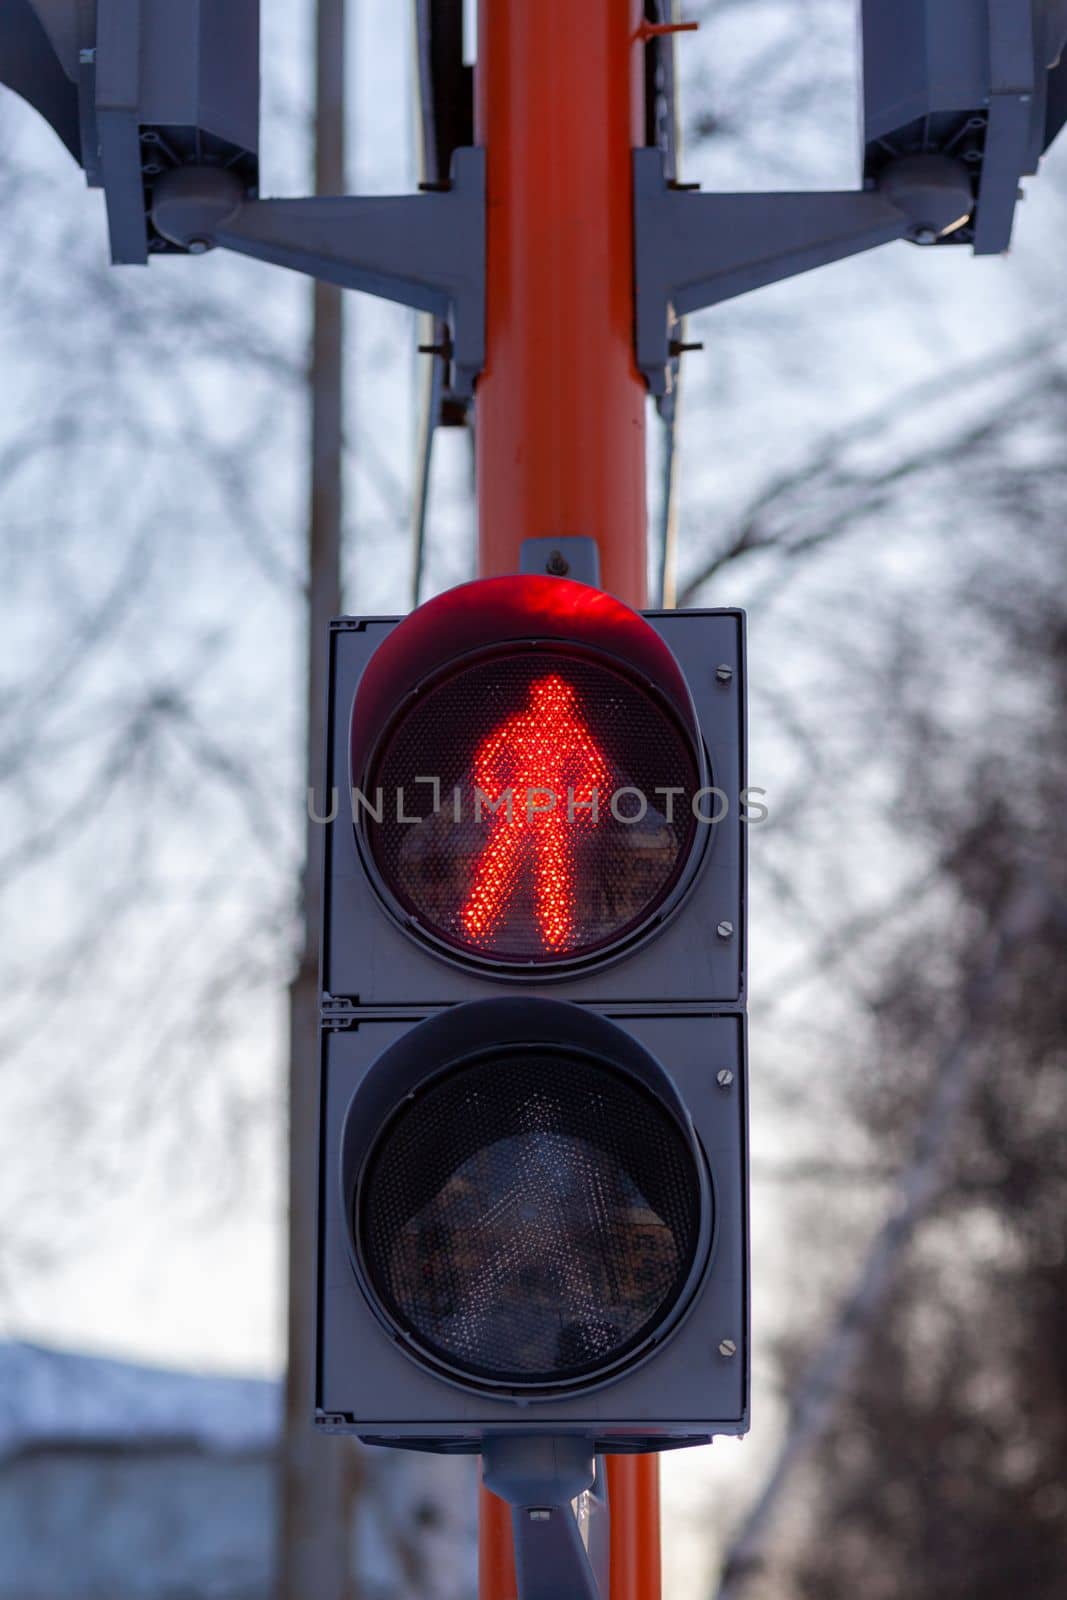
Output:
[
  {"xmin": 350, "ymin": 577, "xmax": 707, "ymax": 973},
  {"xmin": 460, "ymin": 672, "xmax": 613, "ymax": 953}
]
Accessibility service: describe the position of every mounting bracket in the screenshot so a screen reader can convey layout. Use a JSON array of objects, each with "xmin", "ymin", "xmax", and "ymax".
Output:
[
  {"xmin": 481, "ymin": 1436, "xmax": 610, "ymax": 1600},
  {"xmin": 152, "ymin": 147, "xmax": 486, "ymax": 396},
  {"xmin": 633, "ymin": 148, "xmax": 974, "ymax": 396},
  {"xmin": 519, "ymin": 536, "xmax": 602, "ymax": 586}
]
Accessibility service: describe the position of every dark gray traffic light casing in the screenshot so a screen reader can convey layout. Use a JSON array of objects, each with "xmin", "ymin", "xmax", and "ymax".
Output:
[
  {"xmin": 860, "ymin": 0, "xmax": 1067, "ymax": 253},
  {"xmin": 315, "ymin": 1006, "xmax": 748, "ymax": 1451},
  {"xmin": 315, "ymin": 590, "xmax": 749, "ymax": 1452},
  {"xmin": 0, "ymin": 1, "xmax": 259, "ymax": 261},
  {"xmin": 321, "ymin": 607, "xmax": 747, "ymax": 1012},
  {"xmin": 92, "ymin": 0, "xmax": 259, "ymax": 262}
]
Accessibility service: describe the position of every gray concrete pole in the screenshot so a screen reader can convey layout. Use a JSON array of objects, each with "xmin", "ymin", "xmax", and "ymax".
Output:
[{"xmin": 277, "ymin": 0, "xmax": 356, "ymax": 1595}]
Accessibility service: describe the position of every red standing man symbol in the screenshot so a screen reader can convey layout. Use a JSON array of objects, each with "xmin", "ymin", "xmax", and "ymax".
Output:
[{"xmin": 461, "ymin": 673, "xmax": 612, "ymax": 951}]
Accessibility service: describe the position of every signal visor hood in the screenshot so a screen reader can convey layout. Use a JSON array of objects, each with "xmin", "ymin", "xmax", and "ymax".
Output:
[{"xmin": 349, "ymin": 575, "xmax": 700, "ymax": 783}]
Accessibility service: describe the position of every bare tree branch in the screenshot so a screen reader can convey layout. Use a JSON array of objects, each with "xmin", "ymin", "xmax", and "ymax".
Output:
[
  {"xmin": 712, "ymin": 875, "xmax": 1053, "ymax": 1600},
  {"xmin": 678, "ymin": 330, "xmax": 1066, "ymax": 605}
]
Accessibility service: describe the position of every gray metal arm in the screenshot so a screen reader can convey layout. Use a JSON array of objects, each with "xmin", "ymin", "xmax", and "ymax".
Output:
[
  {"xmin": 633, "ymin": 148, "xmax": 973, "ymax": 396},
  {"xmin": 509, "ymin": 1495, "xmax": 604, "ymax": 1600},
  {"xmin": 151, "ymin": 148, "xmax": 486, "ymax": 396}
]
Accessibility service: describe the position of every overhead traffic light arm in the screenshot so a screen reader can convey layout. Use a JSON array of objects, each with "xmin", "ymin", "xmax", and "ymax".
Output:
[
  {"xmin": 633, "ymin": 149, "xmax": 974, "ymax": 396},
  {"xmin": 151, "ymin": 149, "xmax": 486, "ymax": 396}
]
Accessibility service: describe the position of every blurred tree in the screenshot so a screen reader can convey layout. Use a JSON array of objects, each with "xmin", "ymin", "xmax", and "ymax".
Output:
[
  {"xmin": 774, "ymin": 552, "xmax": 1067, "ymax": 1600},
  {"xmin": 702, "ymin": 337, "xmax": 1067, "ymax": 1600},
  {"xmin": 0, "ymin": 26, "xmax": 306, "ymax": 1306},
  {"xmin": 0, "ymin": 2, "xmax": 476, "ymax": 1591}
]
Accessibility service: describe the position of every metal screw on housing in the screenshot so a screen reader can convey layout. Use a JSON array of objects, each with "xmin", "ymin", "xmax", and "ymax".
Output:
[
  {"xmin": 716, "ymin": 920, "xmax": 734, "ymax": 940},
  {"xmin": 718, "ymin": 1339, "xmax": 737, "ymax": 1358},
  {"xmin": 716, "ymin": 1068, "xmax": 734, "ymax": 1088},
  {"xmin": 715, "ymin": 663, "xmax": 733, "ymax": 683}
]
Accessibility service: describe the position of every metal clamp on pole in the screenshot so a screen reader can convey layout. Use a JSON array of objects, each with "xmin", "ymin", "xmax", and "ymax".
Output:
[{"xmin": 482, "ymin": 1437, "xmax": 611, "ymax": 1600}]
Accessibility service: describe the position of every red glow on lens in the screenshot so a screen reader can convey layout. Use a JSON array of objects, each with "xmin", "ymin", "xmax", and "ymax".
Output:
[
  {"xmin": 460, "ymin": 673, "xmax": 612, "ymax": 952},
  {"xmin": 349, "ymin": 576, "xmax": 700, "ymax": 788},
  {"xmin": 359, "ymin": 640, "xmax": 703, "ymax": 969}
]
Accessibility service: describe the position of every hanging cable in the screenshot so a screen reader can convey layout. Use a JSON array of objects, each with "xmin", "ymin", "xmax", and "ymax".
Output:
[{"xmin": 411, "ymin": 315, "xmax": 443, "ymax": 606}]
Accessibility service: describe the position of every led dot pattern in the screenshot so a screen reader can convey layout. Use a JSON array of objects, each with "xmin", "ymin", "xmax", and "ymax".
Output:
[
  {"xmin": 357, "ymin": 1050, "xmax": 705, "ymax": 1387},
  {"xmin": 361, "ymin": 651, "xmax": 701, "ymax": 965}
]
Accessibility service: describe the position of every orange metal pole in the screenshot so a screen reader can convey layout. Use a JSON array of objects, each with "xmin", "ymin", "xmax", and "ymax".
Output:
[
  {"xmin": 474, "ymin": 2, "xmax": 661, "ymax": 1597},
  {"xmin": 604, "ymin": 1456, "xmax": 662, "ymax": 1600},
  {"xmin": 478, "ymin": 1475, "xmax": 520, "ymax": 1598},
  {"xmin": 475, "ymin": 0, "xmax": 648, "ymax": 603}
]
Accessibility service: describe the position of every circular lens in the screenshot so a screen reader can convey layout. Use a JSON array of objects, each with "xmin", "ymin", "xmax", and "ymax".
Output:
[
  {"xmin": 359, "ymin": 649, "xmax": 702, "ymax": 967},
  {"xmin": 357, "ymin": 1049, "xmax": 705, "ymax": 1389}
]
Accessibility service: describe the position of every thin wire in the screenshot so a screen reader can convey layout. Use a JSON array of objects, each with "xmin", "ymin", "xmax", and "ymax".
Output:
[
  {"xmin": 656, "ymin": 371, "xmax": 681, "ymax": 608},
  {"xmin": 411, "ymin": 1, "xmax": 439, "ymax": 607},
  {"xmin": 411, "ymin": 319, "xmax": 440, "ymax": 606}
]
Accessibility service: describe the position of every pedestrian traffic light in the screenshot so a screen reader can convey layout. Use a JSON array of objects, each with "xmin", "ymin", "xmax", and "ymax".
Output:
[
  {"xmin": 315, "ymin": 576, "xmax": 749, "ymax": 1474},
  {"xmin": 351, "ymin": 592, "xmax": 705, "ymax": 976},
  {"xmin": 324, "ymin": 577, "xmax": 745, "ymax": 1004}
]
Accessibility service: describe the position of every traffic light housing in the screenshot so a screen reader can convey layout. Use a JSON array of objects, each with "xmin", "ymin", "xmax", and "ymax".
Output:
[
  {"xmin": 0, "ymin": 1, "xmax": 259, "ymax": 261},
  {"xmin": 860, "ymin": 0, "xmax": 1067, "ymax": 253},
  {"xmin": 315, "ymin": 577, "xmax": 749, "ymax": 1453},
  {"xmin": 322, "ymin": 578, "xmax": 745, "ymax": 1008}
]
